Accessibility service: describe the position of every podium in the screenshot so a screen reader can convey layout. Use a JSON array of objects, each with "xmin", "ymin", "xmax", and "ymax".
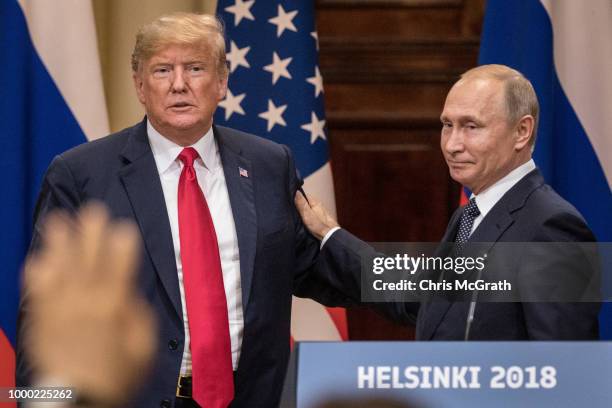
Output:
[{"xmin": 281, "ymin": 342, "xmax": 612, "ymax": 408}]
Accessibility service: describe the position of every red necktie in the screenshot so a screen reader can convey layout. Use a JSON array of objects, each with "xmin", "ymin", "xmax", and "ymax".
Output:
[{"xmin": 177, "ymin": 147, "xmax": 234, "ymax": 408}]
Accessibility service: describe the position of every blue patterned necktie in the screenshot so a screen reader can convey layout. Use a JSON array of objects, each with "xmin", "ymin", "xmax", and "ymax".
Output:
[{"xmin": 455, "ymin": 198, "xmax": 481, "ymax": 244}]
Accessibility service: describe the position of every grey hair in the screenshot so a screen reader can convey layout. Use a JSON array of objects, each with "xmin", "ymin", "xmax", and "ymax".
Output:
[{"xmin": 460, "ymin": 64, "xmax": 539, "ymax": 147}]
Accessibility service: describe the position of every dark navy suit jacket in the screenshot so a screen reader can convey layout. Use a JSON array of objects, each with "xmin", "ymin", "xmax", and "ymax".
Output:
[
  {"xmin": 16, "ymin": 120, "xmax": 345, "ymax": 407},
  {"xmin": 318, "ymin": 168, "xmax": 600, "ymax": 340}
]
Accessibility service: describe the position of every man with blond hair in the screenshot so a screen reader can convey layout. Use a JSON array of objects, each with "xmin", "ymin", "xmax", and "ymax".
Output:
[
  {"xmin": 17, "ymin": 13, "xmax": 345, "ymax": 408},
  {"xmin": 296, "ymin": 64, "xmax": 599, "ymax": 341}
]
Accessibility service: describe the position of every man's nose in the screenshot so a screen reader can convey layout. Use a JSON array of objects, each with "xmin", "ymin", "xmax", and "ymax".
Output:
[
  {"xmin": 443, "ymin": 127, "xmax": 465, "ymax": 155},
  {"xmin": 170, "ymin": 68, "xmax": 187, "ymax": 93}
]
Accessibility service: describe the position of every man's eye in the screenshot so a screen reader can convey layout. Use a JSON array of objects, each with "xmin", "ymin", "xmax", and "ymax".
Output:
[{"xmin": 189, "ymin": 66, "xmax": 204, "ymax": 73}]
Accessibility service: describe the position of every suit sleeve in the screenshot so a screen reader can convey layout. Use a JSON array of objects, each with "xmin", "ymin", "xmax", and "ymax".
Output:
[
  {"xmin": 281, "ymin": 144, "xmax": 419, "ymax": 320},
  {"xmin": 520, "ymin": 211, "xmax": 600, "ymax": 340},
  {"xmin": 314, "ymin": 228, "xmax": 418, "ymax": 325},
  {"xmin": 29, "ymin": 155, "xmax": 82, "ymax": 251},
  {"xmin": 278, "ymin": 145, "xmax": 354, "ymax": 307},
  {"xmin": 16, "ymin": 155, "xmax": 83, "ymax": 388}
]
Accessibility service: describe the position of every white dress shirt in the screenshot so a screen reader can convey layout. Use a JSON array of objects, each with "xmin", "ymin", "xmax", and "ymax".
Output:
[
  {"xmin": 147, "ymin": 121, "xmax": 243, "ymax": 373},
  {"xmin": 470, "ymin": 159, "xmax": 536, "ymax": 234}
]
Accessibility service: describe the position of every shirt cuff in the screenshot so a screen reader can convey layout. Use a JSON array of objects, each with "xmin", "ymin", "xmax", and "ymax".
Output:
[{"xmin": 320, "ymin": 227, "xmax": 341, "ymax": 249}]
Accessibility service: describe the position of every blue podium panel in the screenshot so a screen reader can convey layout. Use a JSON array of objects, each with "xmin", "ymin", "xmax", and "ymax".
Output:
[{"xmin": 296, "ymin": 342, "xmax": 612, "ymax": 408}]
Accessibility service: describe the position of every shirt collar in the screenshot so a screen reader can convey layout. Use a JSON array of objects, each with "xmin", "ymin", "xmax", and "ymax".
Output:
[
  {"xmin": 471, "ymin": 159, "xmax": 536, "ymax": 218},
  {"xmin": 146, "ymin": 119, "xmax": 218, "ymax": 174}
]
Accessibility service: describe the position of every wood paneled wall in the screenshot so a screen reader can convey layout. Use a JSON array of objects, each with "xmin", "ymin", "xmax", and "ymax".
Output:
[{"xmin": 316, "ymin": 0, "xmax": 485, "ymax": 339}]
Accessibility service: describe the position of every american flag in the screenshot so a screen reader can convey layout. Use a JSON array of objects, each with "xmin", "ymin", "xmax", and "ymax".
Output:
[{"xmin": 215, "ymin": 0, "xmax": 347, "ymax": 341}]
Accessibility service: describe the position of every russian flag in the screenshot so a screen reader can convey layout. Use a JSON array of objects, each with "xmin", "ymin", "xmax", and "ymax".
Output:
[
  {"xmin": 479, "ymin": 0, "xmax": 612, "ymax": 338},
  {"xmin": 0, "ymin": 0, "xmax": 108, "ymax": 397}
]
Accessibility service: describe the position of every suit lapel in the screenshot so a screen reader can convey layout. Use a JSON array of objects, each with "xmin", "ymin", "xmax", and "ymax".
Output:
[
  {"xmin": 459, "ymin": 169, "xmax": 545, "ymax": 282},
  {"xmin": 440, "ymin": 209, "xmax": 462, "ymax": 243},
  {"xmin": 215, "ymin": 126, "xmax": 257, "ymax": 312},
  {"xmin": 467, "ymin": 207, "xmax": 513, "ymax": 250},
  {"xmin": 468, "ymin": 169, "xmax": 544, "ymax": 250},
  {"xmin": 118, "ymin": 121, "xmax": 183, "ymax": 318}
]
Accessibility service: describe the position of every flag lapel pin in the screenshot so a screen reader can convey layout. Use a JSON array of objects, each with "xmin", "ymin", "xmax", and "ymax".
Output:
[{"xmin": 239, "ymin": 167, "xmax": 249, "ymax": 178}]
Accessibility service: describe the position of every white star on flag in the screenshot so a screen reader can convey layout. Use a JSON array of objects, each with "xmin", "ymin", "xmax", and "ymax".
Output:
[
  {"xmin": 218, "ymin": 88, "xmax": 246, "ymax": 120},
  {"xmin": 306, "ymin": 66, "xmax": 324, "ymax": 97},
  {"xmin": 258, "ymin": 99, "xmax": 288, "ymax": 131},
  {"xmin": 263, "ymin": 52, "xmax": 292, "ymax": 85},
  {"xmin": 301, "ymin": 111, "xmax": 326, "ymax": 144},
  {"xmin": 268, "ymin": 5, "xmax": 298, "ymax": 37},
  {"xmin": 226, "ymin": 40, "xmax": 250, "ymax": 73},
  {"xmin": 224, "ymin": 0, "xmax": 255, "ymax": 26},
  {"xmin": 311, "ymin": 31, "xmax": 319, "ymax": 51}
]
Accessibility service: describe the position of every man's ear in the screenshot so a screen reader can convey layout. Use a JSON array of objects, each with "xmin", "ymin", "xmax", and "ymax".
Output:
[
  {"xmin": 514, "ymin": 115, "xmax": 534, "ymax": 151},
  {"xmin": 218, "ymin": 72, "xmax": 229, "ymax": 102},
  {"xmin": 133, "ymin": 72, "xmax": 146, "ymax": 105}
]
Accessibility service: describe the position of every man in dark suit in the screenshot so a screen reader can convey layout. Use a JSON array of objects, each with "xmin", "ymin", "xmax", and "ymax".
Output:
[
  {"xmin": 297, "ymin": 64, "xmax": 600, "ymax": 340},
  {"xmin": 17, "ymin": 12, "xmax": 344, "ymax": 408}
]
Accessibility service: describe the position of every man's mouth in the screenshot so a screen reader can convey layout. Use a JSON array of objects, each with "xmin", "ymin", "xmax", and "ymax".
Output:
[
  {"xmin": 169, "ymin": 102, "xmax": 193, "ymax": 110},
  {"xmin": 448, "ymin": 161, "xmax": 473, "ymax": 168}
]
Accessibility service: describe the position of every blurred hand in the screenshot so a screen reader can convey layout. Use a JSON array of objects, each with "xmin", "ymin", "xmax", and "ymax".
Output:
[
  {"xmin": 295, "ymin": 191, "xmax": 339, "ymax": 241},
  {"xmin": 23, "ymin": 203, "xmax": 156, "ymax": 406}
]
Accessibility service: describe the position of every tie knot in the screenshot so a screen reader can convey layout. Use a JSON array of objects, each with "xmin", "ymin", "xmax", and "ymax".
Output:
[
  {"xmin": 464, "ymin": 198, "xmax": 480, "ymax": 217},
  {"xmin": 178, "ymin": 147, "xmax": 199, "ymax": 167}
]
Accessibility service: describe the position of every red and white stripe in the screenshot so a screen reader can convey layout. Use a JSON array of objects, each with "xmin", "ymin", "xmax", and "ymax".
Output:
[{"xmin": 291, "ymin": 163, "xmax": 348, "ymax": 342}]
